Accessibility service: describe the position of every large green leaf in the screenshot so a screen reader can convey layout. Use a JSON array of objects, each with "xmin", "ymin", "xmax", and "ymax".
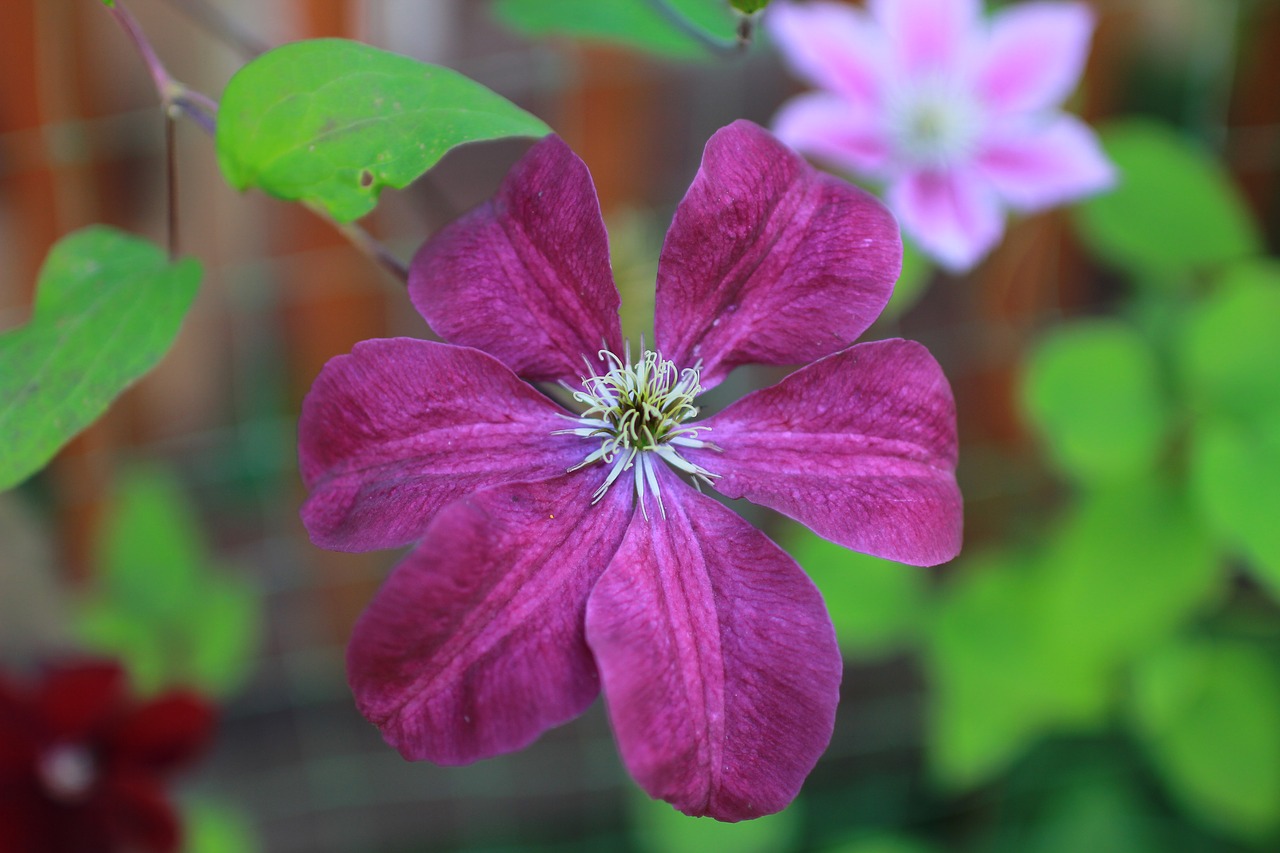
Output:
[
  {"xmin": 1037, "ymin": 481, "xmax": 1221, "ymax": 670},
  {"xmin": 926, "ymin": 552, "xmax": 1110, "ymax": 788},
  {"xmin": 1130, "ymin": 640, "xmax": 1280, "ymax": 838},
  {"xmin": 217, "ymin": 39, "xmax": 550, "ymax": 222},
  {"xmin": 1180, "ymin": 260, "xmax": 1280, "ymax": 421},
  {"xmin": 1021, "ymin": 320, "xmax": 1169, "ymax": 485},
  {"xmin": 491, "ymin": 0, "xmax": 739, "ymax": 60},
  {"xmin": 0, "ymin": 227, "xmax": 200, "ymax": 490},
  {"xmin": 1190, "ymin": 414, "xmax": 1280, "ymax": 592},
  {"xmin": 785, "ymin": 525, "xmax": 925, "ymax": 657},
  {"xmin": 1074, "ymin": 121, "xmax": 1260, "ymax": 282}
]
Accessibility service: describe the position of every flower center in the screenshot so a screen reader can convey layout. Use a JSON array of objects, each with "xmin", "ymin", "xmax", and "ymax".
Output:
[
  {"xmin": 37, "ymin": 744, "xmax": 97, "ymax": 803},
  {"xmin": 556, "ymin": 347, "xmax": 718, "ymax": 516},
  {"xmin": 886, "ymin": 77, "xmax": 982, "ymax": 170}
]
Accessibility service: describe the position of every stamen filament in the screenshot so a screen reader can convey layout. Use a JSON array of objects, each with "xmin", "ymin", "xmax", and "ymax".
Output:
[{"xmin": 556, "ymin": 345, "xmax": 720, "ymax": 513}]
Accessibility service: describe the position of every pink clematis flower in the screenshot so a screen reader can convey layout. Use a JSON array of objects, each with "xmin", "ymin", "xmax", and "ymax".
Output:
[
  {"xmin": 768, "ymin": 0, "xmax": 1116, "ymax": 272},
  {"xmin": 299, "ymin": 121, "xmax": 961, "ymax": 821}
]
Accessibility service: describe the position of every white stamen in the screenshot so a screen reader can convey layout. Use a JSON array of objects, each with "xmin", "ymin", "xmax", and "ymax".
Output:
[
  {"xmin": 37, "ymin": 744, "xmax": 96, "ymax": 802},
  {"xmin": 558, "ymin": 346, "xmax": 719, "ymax": 509}
]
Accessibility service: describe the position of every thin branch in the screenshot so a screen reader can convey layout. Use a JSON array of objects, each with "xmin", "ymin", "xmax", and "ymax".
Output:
[
  {"xmin": 644, "ymin": 0, "xmax": 755, "ymax": 57},
  {"xmin": 107, "ymin": 3, "xmax": 216, "ymax": 131},
  {"xmin": 320, "ymin": 208, "xmax": 413, "ymax": 283},
  {"xmin": 103, "ymin": 1, "xmax": 410, "ymax": 285}
]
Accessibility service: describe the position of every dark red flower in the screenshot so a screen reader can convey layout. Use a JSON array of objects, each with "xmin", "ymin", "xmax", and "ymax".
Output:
[{"xmin": 0, "ymin": 661, "xmax": 215, "ymax": 853}]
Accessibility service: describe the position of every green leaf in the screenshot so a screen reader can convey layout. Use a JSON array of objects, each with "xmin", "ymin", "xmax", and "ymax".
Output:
[
  {"xmin": 0, "ymin": 227, "xmax": 200, "ymax": 490},
  {"xmin": 101, "ymin": 466, "xmax": 205, "ymax": 621},
  {"xmin": 629, "ymin": 786, "xmax": 801, "ymax": 853},
  {"xmin": 926, "ymin": 552, "xmax": 1110, "ymax": 788},
  {"xmin": 80, "ymin": 464, "xmax": 261, "ymax": 697},
  {"xmin": 1180, "ymin": 260, "xmax": 1280, "ymax": 421},
  {"xmin": 729, "ymin": 0, "xmax": 771, "ymax": 12},
  {"xmin": 1130, "ymin": 639, "xmax": 1280, "ymax": 838},
  {"xmin": 784, "ymin": 525, "xmax": 925, "ymax": 657},
  {"xmin": 1189, "ymin": 414, "xmax": 1280, "ymax": 592},
  {"xmin": 1021, "ymin": 782, "xmax": 1163, "ymax": 853},
  {"xmin": 1037, "ymin": 481, "xmax": 1221, "ymax": 670},
  {"xmin": 217, "ymin": 38, "xmax": 550, "ymax": 222},
  {"xmin": 1074, "ymin": 121, "xmax": 1260, "ymax": 282},
  {"xmin": 821, "ymin": 836, "xmax": 937, "ymax": 853},
  {"xmin": 492, "ymin": 0, "xmax": 738, "ymax": 60},
  {"xmin": 76, "ymin": 602, "xmax": 169, "ymax": 695},
  {"xmin": 185, "ymin": 573, "xmax": 261, "ymax": 697},
  {"xmin": 1021, "ymin": 320, "xmax": 1169, "ymax": 484}
]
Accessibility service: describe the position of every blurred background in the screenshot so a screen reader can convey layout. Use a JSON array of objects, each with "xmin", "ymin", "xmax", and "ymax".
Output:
[{"xmin": 2, "ymin": 0, "xmax": 1280, "ymax": 850}]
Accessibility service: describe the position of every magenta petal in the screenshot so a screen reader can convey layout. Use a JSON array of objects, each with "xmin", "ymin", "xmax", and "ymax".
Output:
[
  {"xmin": 685, "ymin": 340, "xmax": 962, "ymax": 566},
  {"xmin": 347, "ymin": 471, "xmax": 634, "ymax": 764},
  {"xmin": 977, "ymin": 2, "xmax": 1096, "ymax": 115},
  {"xmin": 654, "ymin": 121, "xmax": 900, "ymax": 388},
  {"xmin": 409, "ymin": 136, "xmax": 624, "ymax": 383},
  {"xmin": 976, "ymin": 115, "xmax": 1116, "ymax": 211},
  {"xmin": 767, "ymin": 1, "xmax": 887, "ymax": 109},
  {"xmin": 887, "ymin": 168, "xmax": 1003, "ymax": 273},
  {"xmin": 299, "ymin": 338, "xmax": 587, "ymax": 551},
  {"xmin": 772, "ymin": 93, "xmax": 892, "ymax": 177},
  {"xmin": 586, "ymin": 470, "xmax": 841, "ymax": 820}
]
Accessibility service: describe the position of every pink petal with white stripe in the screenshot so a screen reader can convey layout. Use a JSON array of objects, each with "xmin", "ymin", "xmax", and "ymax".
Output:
[
  {"xmin": 767, "ymin": 1, "xmax": 888, "ymax": 109},
  {"xmin": 977, "ymin": 2, "xmax": 1097, "ymax": 116},
  {"xmin": 976, "ymin": 114, "xmax": 1115, "ymax": 211},
  {"xmin": 887, "ymin": 167, "xmax": 1004, "ymax": 273},
  {"xmin": 772, "ymin": 92, "xmax": 893, "ymax": 177},
  {"xmin": 869, "ymin": 0, "xmax": 981, "ymax": 75}
]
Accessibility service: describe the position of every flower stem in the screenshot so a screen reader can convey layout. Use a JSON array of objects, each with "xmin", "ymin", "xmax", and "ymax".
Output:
[
  {"xmin": 643, "ymin": 0, "xmax": 755, "ymax": 57},
  {"xmin": 102, "ymin": 1, "xmax": 410, "ymax": 284}
]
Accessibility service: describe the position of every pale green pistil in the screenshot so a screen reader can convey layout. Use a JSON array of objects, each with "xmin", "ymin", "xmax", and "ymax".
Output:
[
  {"xmin": 887, "ymin": 78, "xmax": 982, "ymax": 170},
  {"xmin": 555, "ymin": 347, "xmax": 718, "ymax": 517}
]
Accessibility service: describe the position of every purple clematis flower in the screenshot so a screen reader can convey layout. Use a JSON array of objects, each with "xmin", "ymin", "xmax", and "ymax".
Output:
[
  {"xmin": 768, "ymin": 0, "xmax": 1116, "ymax": 272},
  {"xmin": 299, "ymin": 120, "xmax": 961, "ymax": 821}
]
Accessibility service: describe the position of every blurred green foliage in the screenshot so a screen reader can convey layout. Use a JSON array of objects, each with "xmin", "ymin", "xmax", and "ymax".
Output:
[
  {"xmin": 1021, "ymin": 320, "xmax": 1169, "ymax": 484},
  {"xmin": 77, "ymin": 464, "xmax": 261, "ymax": 698},
  {"xmin": 760, "ymin": 115, "xmax": 1280, "ymax": 852},
  {"xmin": 630, "ymin": 787, "xmax": 802, "ymax": 852},
  {"xmin": 1075, "ymin": 121, "xmax": 1261, "ymax": 283},
  {"xmin": 185, "ymin": 800, "xmax": 262, "ymax": 853},
  {"xmin": 491, "ymin": 0, "xmax": 739, "ymax": 60}
]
